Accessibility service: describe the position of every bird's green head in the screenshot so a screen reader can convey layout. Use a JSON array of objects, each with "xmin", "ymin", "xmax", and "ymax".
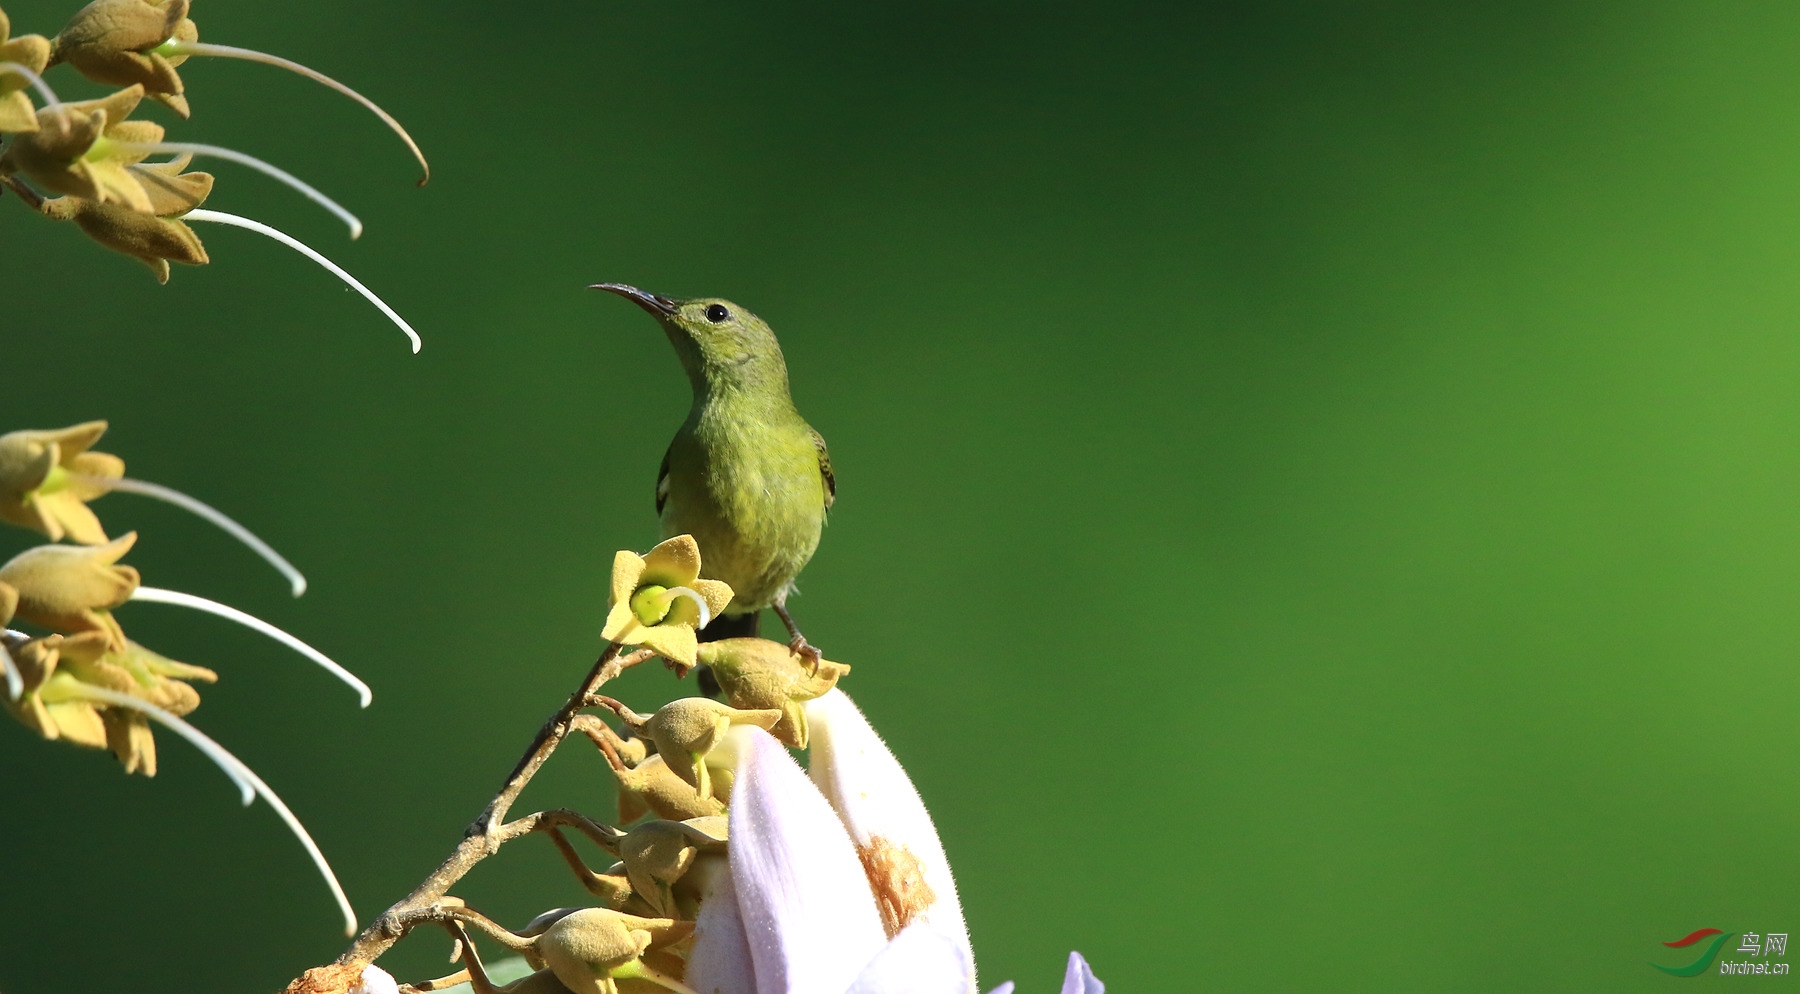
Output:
[{"xmin": 591, "ymin": 283, "xmax": 789, "ymax": 397}]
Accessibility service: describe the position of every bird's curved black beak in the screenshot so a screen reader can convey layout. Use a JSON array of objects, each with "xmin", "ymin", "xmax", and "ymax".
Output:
[{"xmin": 590, "ymin": 282, "xmax": 679, "ymax": 317}]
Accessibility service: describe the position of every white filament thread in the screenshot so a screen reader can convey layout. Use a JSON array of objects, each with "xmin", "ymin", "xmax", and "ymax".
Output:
[
  {"xmin": 76, "ymin": 474, "xmax": 307, "ymax": 597},
  {"xmin": 1, "ymin": 642, "xmax": 20, "ymax": 702},
  {"xmin": 128, "ymin": 586, "xmax": 372, "ymax": 707},
  {"xmin": 182, "ymin": 209, "xmax": 422, "ymax": 353},
  {"xmin": 121, "ymin": 141, "xmax": 363, "ymax": 239},
  {"xmin": 162, "ymin": 41, "xmax": 430, "ymax": 186},
  {"xmin": 68, "ymin": 684, "xmax": 357, "ymax": 935}
]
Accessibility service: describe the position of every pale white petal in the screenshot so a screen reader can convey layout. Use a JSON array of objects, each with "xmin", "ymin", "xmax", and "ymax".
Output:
[
  {"xmin": 348, "ymin": 964, "xmax": 399, "ymax": 994},
  {"xmin": 1, "ymin": 641, "xmax": 21, "ymax": 701},
  {"xmin": 986, "ymin": 985, "xmax": 1015, "ymax": 994},
  {"xmin": 805, "ymin": 689, "xmax": 973, "ymax": 978},
  {"xmin": 844, "ymin": 922, "xmax": 970, "ymax": 994},
  {"xmin": 686, "ymin": 858, "xmax": 757, "ymax": 994},
  {"xmin": 1060, "ymin": 953, "xmax": 1104, "ymax": 994},
  {"xmin": 729, "ymin": 727, "xmax": 886, "ymax": 994}
]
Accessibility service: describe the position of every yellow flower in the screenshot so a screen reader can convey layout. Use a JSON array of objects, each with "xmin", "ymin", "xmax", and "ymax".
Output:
[
  {"xmin": 48, "ymin": 0, "xmax": 197, "ymax": 118},
  {"xmin": 5, "ymin": 633, "xmax": 113, "ymax": 751},
  {"xmin": 600, "ymin": 535, "xmax": 733, "ymax": 670},
  {"xmin": 0, "ymin": 533, "xmax": 141, "ymax": 650},
  {"xmin": 0, "ymin": 84, "xmax": 164, "ymax": 211},
  {"xmin": 3, "ymin": 630, "xmax": 213, "ymax": 776},
  {"xmin": 0, "ymin": 9, "xmax": 53, "ymax": 133},
  {"xmin": 696, "ymin": 636, "xmax": 852, "ymax": 748},
  {"xmin": 0, "ymin": 421, "xmax": 126, "ymax": 544}
]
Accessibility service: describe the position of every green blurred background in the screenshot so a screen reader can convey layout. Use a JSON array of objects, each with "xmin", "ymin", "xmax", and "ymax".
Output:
[{"xmin": 4, "ymin": 1, "xmax": 1800, "ymax": 990}]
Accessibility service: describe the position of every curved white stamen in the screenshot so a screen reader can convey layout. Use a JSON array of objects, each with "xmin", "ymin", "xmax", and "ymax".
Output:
[
  {"xmin": 128, "ymin": 586, "xmax": 372, "ymax": 707},
  {"xmin": 160, "ymin": 42, "xmax": 430, "ymax": 187},
  {"xmin": 1, "ymin": 642, "xmax": 20, "ymax": 702},
  {"xmin": 182, "ymin": 209, "xmax": 422, "ymax": 353},
  {"xmin": 237, "ymin": 746, "xmax": 360, "ymax": 936},
  {"xmin": 67, "ymin": 683, "xmax": 357, "ymax": 935},
  {"xmin": 666, "ymin": 586, "xmax": 713, "ymax": 629},
  {"xmin": 69, "ymin": 684, "xmax": 254, "ymax": 803},
  {"xmin": 118, "ymin": 141, "xmax": 363, "ymax": 239},
  {"xmin": 0, "ymin": 61, "xmax": 63, "ymax": 112},
  {"xmin": 73, "ymin": 474, "xmax": 307, "ymax": 597}
]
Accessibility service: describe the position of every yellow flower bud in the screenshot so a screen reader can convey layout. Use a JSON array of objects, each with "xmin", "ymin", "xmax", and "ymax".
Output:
[
  {"xmin": 613, "ymin": 697, "xmax": 780, "ymax": 801},
  {"xmin": 44, "ymin": 191, "xmax": 209, "ymax": 282},
  {"xmin": 49, "ymin": 0, "xmax": 198, "ymax": 117},
  {"xmin": 696, "ymin": 637, "xmax": 851, "ymax": 749},
  {"xmin": 0, "ymin": 533, "xmax": 140, "ymax": 649},
  {"xmin": 607, "ymin": 752, "xmax": 728, "ymax": 825},
  {"xmin": 608, "ymin": 816, "xmax": 728, "ymax": 919},
  {"xmin": 534, "ymin": 908, "xmax": 689, "ymax": 994}
]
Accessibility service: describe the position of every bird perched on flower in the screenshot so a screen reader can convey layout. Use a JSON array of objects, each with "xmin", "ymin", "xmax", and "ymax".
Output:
[{"xmin": 593, "ymin": 284, "xmax": 835, "ymax": 665}]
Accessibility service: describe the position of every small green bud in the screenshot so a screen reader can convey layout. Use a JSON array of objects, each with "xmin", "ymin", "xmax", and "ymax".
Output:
[{"xmin": 629, "ymin": 585, "xmax": 670, "ymax": 626}]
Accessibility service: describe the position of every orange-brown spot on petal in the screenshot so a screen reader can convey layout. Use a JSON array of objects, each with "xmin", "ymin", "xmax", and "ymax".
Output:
[{"xmin": 857, "ymin": 835, "xmax": 936, "ymax": 938}]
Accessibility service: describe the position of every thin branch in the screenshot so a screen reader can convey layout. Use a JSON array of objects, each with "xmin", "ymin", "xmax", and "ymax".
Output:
[
  {"xmin": 2, "ymin": 174, "xmax": 46, "ymax": 212},
  {"xmin": 288, "ymin": 645, "xmax": 655, "ymax": 984}
]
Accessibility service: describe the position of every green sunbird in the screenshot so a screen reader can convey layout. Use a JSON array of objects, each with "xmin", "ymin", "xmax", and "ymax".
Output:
[{"xmin": 593, "ymin": 283, "xmax": 835, "ymax": 663}]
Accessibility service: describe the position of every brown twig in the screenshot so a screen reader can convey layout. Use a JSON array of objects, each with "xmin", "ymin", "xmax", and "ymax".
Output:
[
  {"xmin": 283, "ymin": 644, "xmax": 656, "ymax": 994},
  {"xmin": 1, "ymin": 175, "xmax": 46, "ymax": 213}
]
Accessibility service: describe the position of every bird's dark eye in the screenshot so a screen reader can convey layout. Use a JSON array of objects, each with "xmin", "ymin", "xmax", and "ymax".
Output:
[{"xmin": 704, "ymin": 304, "xmax": 731, "ymax": 323}]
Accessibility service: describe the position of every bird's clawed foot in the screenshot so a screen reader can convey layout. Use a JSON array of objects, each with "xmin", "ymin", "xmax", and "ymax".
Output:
[
  {"xmin": 787, "ymin": 634, "xmax": 823, "ymax": 674},
  {"xmin": 773, "ymin": 601, "xmax": 822, "ymax": 674}
]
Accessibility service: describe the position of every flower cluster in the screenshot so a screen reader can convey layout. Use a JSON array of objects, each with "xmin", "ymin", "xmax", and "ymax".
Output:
[
  {"xmin": 0, "ymin": 418, "xmax": 369, "ymax": 935},
  {"xmin": 322, "ymin": 537, "xmax": 1102, "ymax": 994},
  {"xmin": 0, "ymin": 0, "xmax": 424, "ymax": 351}
]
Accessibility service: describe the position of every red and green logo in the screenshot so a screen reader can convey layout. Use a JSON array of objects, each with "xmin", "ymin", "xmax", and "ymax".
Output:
[{"xmin": 1653, "ymin": 928, "xmax": 1735, "ymax": 977}]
